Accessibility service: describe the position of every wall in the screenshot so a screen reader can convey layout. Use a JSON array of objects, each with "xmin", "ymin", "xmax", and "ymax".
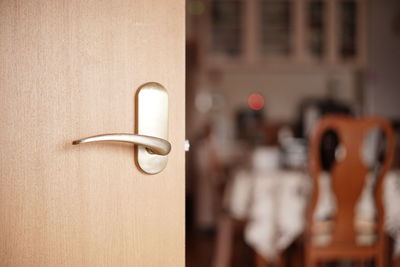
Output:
[
  {"xmin": 198, "ymin": 66, "xmax": 358, "ymax": 123},
  {"xmin": 365, "ymin": 0, "xmax": 400, "ymax": 119}
]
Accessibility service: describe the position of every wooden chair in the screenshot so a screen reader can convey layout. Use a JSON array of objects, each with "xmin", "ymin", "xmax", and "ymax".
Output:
[{"xmin": 305, "ymin": 116, "xmax": 395, "ymax": 267}]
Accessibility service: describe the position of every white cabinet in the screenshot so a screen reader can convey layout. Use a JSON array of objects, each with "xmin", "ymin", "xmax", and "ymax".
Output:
[{"xmin": 194, "ymin": 0, "xmax": 366, "ymax": 68}]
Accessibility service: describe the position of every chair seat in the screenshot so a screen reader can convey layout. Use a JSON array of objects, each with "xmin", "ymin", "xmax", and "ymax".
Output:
[{"xmin": 309, "ymin": 244, "xmax": 381, "ymax": 258}]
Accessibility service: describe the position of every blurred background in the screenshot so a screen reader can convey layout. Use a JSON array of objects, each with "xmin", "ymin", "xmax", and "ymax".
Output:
[{"xmin": 185, "ymin": 0, "xmax": 400, "ymax": 266}]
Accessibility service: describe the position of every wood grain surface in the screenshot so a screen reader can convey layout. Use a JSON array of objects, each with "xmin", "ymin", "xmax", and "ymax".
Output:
[{"xmin": 0, "ymin": 0, "xmax": 185, "ymax": 266}]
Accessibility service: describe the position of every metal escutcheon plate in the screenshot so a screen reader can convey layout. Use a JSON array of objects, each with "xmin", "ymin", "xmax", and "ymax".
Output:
[{"xmin": 136, "ymin": 82, "xmax": 169, "ymax": 174}]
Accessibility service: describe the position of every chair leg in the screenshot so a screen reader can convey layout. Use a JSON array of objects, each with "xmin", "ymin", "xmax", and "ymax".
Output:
[
  {"xmin": 255, "ymin": 254, "xmax": 286, "ymax": 267},
  {"xmin": 275, "ymin": 253, "xmax": 285, "ymax": 267},
  {"xmin": 212, "ymin": 215, "xmax": 234, "ymax": 267},
  {"xmin": 376, "ymin": 255, "xmax": 385, "ymax": 267},
  {"xmin": 306, "ymin": 259, "xmax": 320, "ymax": 267},
  {"xmin": 255, "ymin": 253, "xmax": 269, "ymax": 267},
  {"xmin": 393, "ymin": 256, "xmax": 400, "ymax": 267}
]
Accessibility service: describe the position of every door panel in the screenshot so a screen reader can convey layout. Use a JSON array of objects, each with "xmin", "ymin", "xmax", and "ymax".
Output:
[{"xmin": 0, "ymin": 0, "xmax": 184, "ymax": 266}]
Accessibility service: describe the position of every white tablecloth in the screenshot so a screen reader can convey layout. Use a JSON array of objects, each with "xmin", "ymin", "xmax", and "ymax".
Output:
[
  {"xmin": 227, "ymin": 170, "xmax": 311, "ymax": 259},
  {"xmin": 384, "ymin": 170, "xmax": 400, "ymax": 256}
]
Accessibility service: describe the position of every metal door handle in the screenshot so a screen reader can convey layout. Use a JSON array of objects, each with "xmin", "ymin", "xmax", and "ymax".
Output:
[
  {"xmin": 72, "ymin": 133, "xmax": 171, "ymax": 156},
  {"xmin": 72, "ymin": 82, "xmax": 170, "ymax": 174}
]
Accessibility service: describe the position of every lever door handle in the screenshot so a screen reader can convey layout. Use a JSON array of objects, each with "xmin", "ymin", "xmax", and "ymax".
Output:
[
  {"xmin": 72, "ymin": 133, "xmax": 171, "ymax": 156},
  {"xmin": 72, "ymin": 82, "xmax": 170, "ymax": 174}
]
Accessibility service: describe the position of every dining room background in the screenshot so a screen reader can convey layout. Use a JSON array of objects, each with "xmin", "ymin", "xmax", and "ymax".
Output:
[{"xmin": 185, "ymin": 0, "xmax": 400, "ymax": 266}]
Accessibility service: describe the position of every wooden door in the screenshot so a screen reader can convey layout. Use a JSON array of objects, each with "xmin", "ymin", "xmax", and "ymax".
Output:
[{"xmin": 0, "ymin": 0, "xmax": 185, "ymax": 266}]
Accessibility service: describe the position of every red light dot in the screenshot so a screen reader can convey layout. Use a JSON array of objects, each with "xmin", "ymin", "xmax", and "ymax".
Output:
[{"xmin": 247, "ymin": 93, "xmax": 265, "ymax": 110}]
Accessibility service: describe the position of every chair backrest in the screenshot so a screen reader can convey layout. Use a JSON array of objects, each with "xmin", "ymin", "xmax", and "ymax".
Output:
[{"xmin": 308, "ymin": 115, "xmax": 395, "ymax": 248}]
